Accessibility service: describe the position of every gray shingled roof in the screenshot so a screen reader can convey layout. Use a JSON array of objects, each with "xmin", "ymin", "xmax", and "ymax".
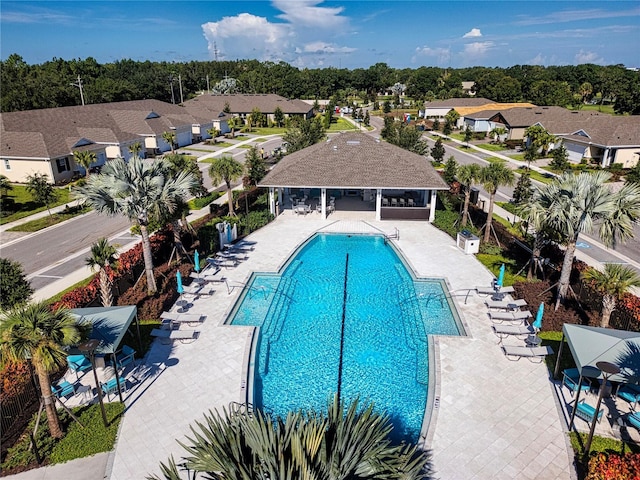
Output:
[
  {"xmin": 259, "ymin": 132, "xmax": 449, "ymax": 190},
  {"xmin": 424, "ymin": 98, "xmax": 493, "ymax": 108},
  {"xmin": 183, "ymin": 94, "xmax": 313, "ymax": 115}
]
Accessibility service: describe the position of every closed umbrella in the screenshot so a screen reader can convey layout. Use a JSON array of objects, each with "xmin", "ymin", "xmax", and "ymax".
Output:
[
  {"xmin": 533, "ymin": 302, "xmax": 544, "ymax": 332},
  {"xmin": 176, "ymin": 271, "xmax": 186, "ymax": 308},
  {"xmin": 194, "ymin": 250, "xmax": 200, "ymax": 274},
  {"xmin": 496, "ymin": 264, "xmax": 506, "ymax": 288}
]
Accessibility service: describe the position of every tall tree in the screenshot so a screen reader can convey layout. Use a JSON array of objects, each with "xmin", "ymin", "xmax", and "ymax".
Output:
[
  {"xmin": 463, "ymin": 126, "xmax": 473, "ymax": 146},
  {"xmin": 456, "ymin": 163, "xmax": 481, "ymax": 227},
  {"xmin": 243, "ymin": 146, "xmax": 266, "ymax": 187},
  {"xmin": 533, "ymin": 171, "xmax": 640, "ymax": 309},
  {"xmin": 73, "ymin": 150, "xmax": 97, "ymax": 178},
  {"xmin": 128, "ymin": 142, "xmax": 142, "ymax": 159},
  {"xmin": 79, "ymin": 157, "xmax": 196, "ymax": 294},
  {"xmin": 489, "ymin": 127, "xmax": 506, "ymax": 144},
  {"xmin": 85, "ymin": 238, "xmax": 118, "ymax": 307},
  {"xmin": 381, "ymin": 119, "xmax": 429, "ymax": 155},
  {"xmin": 430, "ymin": 137, "xmax": 445, "ymax": 163},
  {"xmin": 582, "ymin": 264, "xmax": 640, "ymax": 328},
  {"xmin": 0, "ymin": 258, "xmax": 33, "ymax": 310},
  {"xmin": 208, "ymin": 155, "xmax": 244, "ymax": 216},
  {"xmin": 516, "ymin": 199, "xmax": 554, "ymax": 281},
  {"xmin": 227, "ymin": 117, "xmax": 237, "ymax": 138},
  {"xmin": 161, "ymin": 131, "xmax": 176, "ymax": 154},
  {"xmin": 512, "ymin": 172, "xmax": 533, "ymax": 205},
  {"xmin": 480, "ymin": 162, "xmax": 515, "ymax": 243},
  {"xmin": 549, "ymin": 146, "xmax": 570, "ymax": 172},
  {"xmin": 0, "ymin": 302, "xmax": 87, "ymax": 439},
  {"xmin": 443, "ymin": 156, "xmax": 458, "ymax": 184},
  {"xmin": 281, "ymin": 116, "xmax": 325, "ymax": 153},
  {"xmin": 26, "ymin": 173, "xmax": 57, "ymax": 217},
  {"xmin": 273, "ymin": 106, "xmax": 284, "ymax": 127},
  {"xmin": 206, "ymin": 127, "xmax": 219, "ymax": 144}
]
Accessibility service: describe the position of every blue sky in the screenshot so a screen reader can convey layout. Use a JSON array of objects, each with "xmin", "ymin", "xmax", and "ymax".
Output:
[{"xmin": 1, "ymin": 1, "xmax": 639, "ymax": 68}]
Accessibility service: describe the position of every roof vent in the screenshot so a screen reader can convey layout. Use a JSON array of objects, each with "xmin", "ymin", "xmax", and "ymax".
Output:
[
  {"xmin": 346, "ymin": 140, "xmax": 360, "ymax": 145},
  {"xmin": 333, "ymin": 145, "xmax": 338, "ymax": 151}
]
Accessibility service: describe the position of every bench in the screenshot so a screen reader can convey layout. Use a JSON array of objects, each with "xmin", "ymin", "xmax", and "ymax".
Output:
[
  {"xmin": 575, "ymin": 400, "xmax": 603, "ymax": 423},
  {"xmin": 151, "ymin": 328, "xmax": 200, "ymax": 344}
]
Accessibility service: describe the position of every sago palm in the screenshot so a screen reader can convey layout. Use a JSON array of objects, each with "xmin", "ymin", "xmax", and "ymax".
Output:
[
  {"xmin": 480, "ymin": 162, "xmax": 515, "ymax": 243},
  {"xmin": 582, "ymin": 264, "xmax": 640, "ymax": 328},
  {"xmin": 0, "ymin": 302, "xmax": 88, "ymax": 439},
  {"xmin": 73, "ymin": 150, "xmax": 97, "ymax": 178},
  {"xmin": 456, "ymin": 163, "xmax": 481, "ymax": 227},
  {"xmin": 208, "ymin": 155, "xmax": 244, "ymax": 216},
  {"xmin": 78, "ymin": 157, "xmax": 197, "ymax": 294},
  {"xmin": 534, "ymin": 171, "xmax": 640, "ymax": 310},
  {"xmin": 86, "ymin": 238, "xmax": 118, "ymax": 307}
]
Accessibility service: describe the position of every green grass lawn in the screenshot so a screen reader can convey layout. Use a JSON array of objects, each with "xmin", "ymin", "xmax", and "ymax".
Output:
[
  {"xmin": 476, "ymin": 143, "xmax": 508, "ymax": 152},
  {"xmin": 327, "ymin": 117, "xmax": 360, "ymax": 131},
  {"xmin": 568, "ymin": 104, "xmax": 616, "ymax": 115},
  {"xmin": 250, "ymin": 127, "xmax": 287, "ymax": 135},
  {"xmin": 7, "ymin": 204, "xmax": 92, "ymax": 232},
  {"xmin": 485, "ymin": 156, "xmax": 508, "ymax": 163},
  {"xmin": 448, "ymin": 133, "xmax": 465, "ymax": 141},
  {"xmin": 180, "ymin": 147, "xmax": 215, "ymax": 153},
  {"xmin": 516, "ymin": 167, "xmax": 554, "ymax": 184},
  {"xmin": 1, "ymin": 184, "xmax": 74, "ymax": 225}
]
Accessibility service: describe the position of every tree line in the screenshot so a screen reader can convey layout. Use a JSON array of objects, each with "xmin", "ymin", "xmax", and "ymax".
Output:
[{"xmin": 2, "ymin": 53, "xmax": 639, "ymax": 114}]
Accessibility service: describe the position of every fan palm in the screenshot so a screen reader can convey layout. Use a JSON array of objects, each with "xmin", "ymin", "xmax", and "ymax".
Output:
[
  {"xmin": 479, "ymin": 162, "xmax": 515, "ymax": 243},
  {"xmin": 489, "ymin": 127, "xmax": 506, "ymax": 144},
  {"xmin": 208, "ymin": 156, "xmax": 244, "ymax": 216},
  {"xmin": 128, "ymin": 142, "xmax": 142, "ymax": 159},
  {"xmin": 533, "ymin": 171, "xmax": 640, "ymax": 309},
  {"xmin": 456, "ymin": 163, "xmax": 481, "ymax": 227},
  {"xmin": 73, "ymin": 150, "xmax": 97, "ymax": 178},
  {"xmin": 227, "ymin": 117, "xmax": 236, "ymax": 139},
  {"xmin": 78, "ymin": 156, "xmax": 197, "ymax": 294},
  {"xmin": 86, "ymin": 238, "xmax": 118, "ymax": 307},
  {"xmin": 161, "ymin": 131, "xmax": 176, "ymax": 154},
  {"xmin": 582, "ymin": 264, "xmax": 640, "ymax": 328},
  {"xmin": 0, "ymin": 302, "xmax": 88, "ymax": 439}
]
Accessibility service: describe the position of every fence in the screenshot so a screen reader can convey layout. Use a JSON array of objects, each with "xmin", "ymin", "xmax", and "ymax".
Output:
[{"xmin": 1, "ymin": 379, "xmax": 40, "ymax": 449}]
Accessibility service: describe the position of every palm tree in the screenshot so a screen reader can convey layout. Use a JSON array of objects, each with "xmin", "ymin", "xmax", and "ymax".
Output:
[
  {"xmin": 516, "ymin": 200, "xmax": 554, "ymax": 280},
  {"xmin": 73, "ymin": 150, "xmax": 96, "ymax": 178},
  {"xmin": 489, "ymin": 127, "xmax": 507, "ymax": 144},
  {"xmin": 161, "ymin": 131, "xmax": 176, "ymax": 154},
  {"xmin": 208, "ymin": 156, "xmax": 244, "ymax": 217},
  {"xmin": 533, "ymin": 171, "xmax": 640, "ymax": 310},
  {"xmin": 227, "ymin": 117, "xmax": 236, "ymax": 139},
  {"xmin": 78, "ymin": 157, "xmax": 197, "ymax": 294},
  {"xmin": 457, "ymin": 163, "xmax": 481, "ymax": 227},
  {"xmin": 0, "ymin": 302, "xmax": 87, "ymax": 439},
  {"xmin": 479, "ymin": 162, "xmax": 515, "ymax": 243},
  {"xmin": 149, "ymin": 396, "xmax": 432, "ymax": 479},
  {"xmin": 582, "ymin": 264, "xmax": 640, "ymax": 328},
  {"xmin": 85, "ymin": 238, "xmax": 118, "ymax": 307},
  {"xmin": 206, "ymin": 127, "xmax": 219, "ymax": 144},
  {"xmin": 128, "ymin": 142, "xmax": 142, "ymax": 159}
]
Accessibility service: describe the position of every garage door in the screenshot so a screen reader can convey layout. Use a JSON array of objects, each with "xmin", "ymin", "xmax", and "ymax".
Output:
[{"xmin": 564, "ymin": 142, "xmax": 586, "ymax": 162}]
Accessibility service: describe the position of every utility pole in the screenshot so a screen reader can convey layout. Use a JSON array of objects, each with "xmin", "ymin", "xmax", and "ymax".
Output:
[
  {"xmin": 178, "ymin": 74, "xmax": 184, "ymax": 104},
  {"xmin": 71, "ymin": 74, "xmax": 85, "ymax": 106},
  {"xmin": 169, "ymin": 76, "xmax": 175, "ymax": 104}
]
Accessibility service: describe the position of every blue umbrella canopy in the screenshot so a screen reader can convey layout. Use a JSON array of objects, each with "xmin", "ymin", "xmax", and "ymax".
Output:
[
  {"xmin": 496, "ymin": 264, "xmax": 506, "ymax": 288},
  {"xmin": 533, "ymin": 303, "xmax": 544, "ymax": 331},
  {"xmin": 194, "ymin": 250, "xmax": 200, "ymax": 273},
  {"xmin": 176, "ymin": 271, "xmax": 184, "ymax": 295}
]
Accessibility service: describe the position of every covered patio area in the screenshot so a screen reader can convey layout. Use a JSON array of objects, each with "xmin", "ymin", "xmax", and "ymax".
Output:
[{"xmin": 259, "ymin": 132, "xmax": 449, "ymax": 221}]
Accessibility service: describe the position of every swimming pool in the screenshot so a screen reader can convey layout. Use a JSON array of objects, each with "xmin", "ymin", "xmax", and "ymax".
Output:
[{"xmin": 230, "ymin": 233, "xmax": 462, "ymax": 441}]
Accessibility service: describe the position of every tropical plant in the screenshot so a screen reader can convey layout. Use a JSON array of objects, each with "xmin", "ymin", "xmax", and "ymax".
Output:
[
  {"xmin": 456, "ymin": 163, "xmax": 481, "ymax": 227},
  {"xmin": 430, "ymin": 137, "xmax": 445, "ymax": 163},
  {"xmin": 85, "ymin": 238, "xmax": 118, "ymax": 307},
  {"xmin": 206, "ymin": 127, "xmax": 219, "ymax": 144},
  {"xmin": 128, "ymin": 142, "xmax": 142, "ymax": 159},
  {"xmin": 26, "ymin": 173, "xmax": 57, "ymax": 217},
  {"xmin": 532, "ymin": 171, "xmax": 640, "ymax": 309},
  {"xmin": 582, "ymin": 264, "xmax": 640, "ymax": 328},
  {"xmin": 73, "ymin": 150, "xmax": 96, "ymax": 178},
  {"xmin": 480, "ymin": 162, "xmax": 515, "ymax": 243},
  {"xmin": 0, "ymin": 258, "xmax": 33, "ymax": 310},
  {"xmin": 524, "ymin": 125, "xmax": 555, "ymax": 156},
  {"xmin": 148, "ymin": 396, "xmax": 433, "ymax": 480},
  {"xmin": 445, "ymin": 109, "xmax": 460, "ymax": 127},
  {"xmin": 208, "ymin": 155, "xmax": 244, "ymax": 216},
  {"xmin": 489, "ymin": 127, "xmax": 507, "ymax": 144},
  {"xmin": 0, "ymin": 302, "xmax": 88, "ymax": 439},
  {"xmin": 516, "ymin": 200, "xmax": 555, "ymax": 280},
  {"xmin": 78, "ymin": 156, "xmax": 197, "ymax": 294},
  {"xmin": 625, "ymin": 161, "xmax": 640, "ymax": 185},
  {"xmin": 579, "ymin": 82, "xmax": 593, "ymax": 104},
  {"xmin": 161, "ymin": 131, "xmax": 176, "ymax": 154},
  {"xmin": 226, "ymin": 117, "xmax": 236, "ymax": 138}
]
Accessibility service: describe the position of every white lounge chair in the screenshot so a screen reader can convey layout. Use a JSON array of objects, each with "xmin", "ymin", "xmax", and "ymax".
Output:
[
  {"xmin": 492, "ymin": 323, "xmax": 536, "ymax": 341},
  {"xmin": 160, "ymin": 312, "xmax": 206, "ymax": 327},
  {"xmin": 485, "ymin": 298, "xmax": 527, "ymax": 310},
  {"xmin": 476, "ymin": 285, "xmax": 515, "ymax": 296},
  {"xmin": 151, "ymin": 328, "xmax": 200, "ymax": 344},
  {"xmin": 501, "ymin": 344, "xmax": 553, "ymax": 362},
  {"xmin": 489, "ymin": 310, "xmax": 532, "ymax": 322}
]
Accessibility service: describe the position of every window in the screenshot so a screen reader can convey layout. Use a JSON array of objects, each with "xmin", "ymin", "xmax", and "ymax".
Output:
[
  {"xmin": 56, "ymin": 158, "xmax": 70, "ymax": 173},
  {"xmin": 3, "ymin": 159, "xmax": 10, "ymax": 171}
]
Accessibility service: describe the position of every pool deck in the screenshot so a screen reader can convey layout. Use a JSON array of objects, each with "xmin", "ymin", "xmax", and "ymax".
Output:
[{"xmin": 103, "ymin": 210, "xmax": 578, "ymax": 479}]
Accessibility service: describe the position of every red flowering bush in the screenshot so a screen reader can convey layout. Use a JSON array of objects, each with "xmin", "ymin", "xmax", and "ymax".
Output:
[
  {"xmin": 0, "ymin": 361, "xmax": 31, "ymax": 400},
  {"xmin": 587, "ymin": 452, "xmax": 640, "ymax": 480}
]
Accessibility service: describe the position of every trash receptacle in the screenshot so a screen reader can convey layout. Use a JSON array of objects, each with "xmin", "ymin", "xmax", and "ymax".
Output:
[
  {"xmin": 470, "ymin": 187, "xmax": 479, "ymax": 205},
  {"xmin": 456, "ymin": 230, "xmax": 480, "ymax": 254}
]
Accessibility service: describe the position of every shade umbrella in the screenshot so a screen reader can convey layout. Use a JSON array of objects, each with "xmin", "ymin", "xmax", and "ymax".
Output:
[
  {"xmin": 533, "ymin": 302, "xmax": 544, "ymax": 332},
  {"xmin": 194, "ymin": 250, "xmax": 200, "ymax": 274},
  {"xmin": 176, "ymin": 271, "xmax": 186, "ymax": 308},
  {"xmin": 496, "ymin": 264, "xmax": 506, "ymax": 288}
]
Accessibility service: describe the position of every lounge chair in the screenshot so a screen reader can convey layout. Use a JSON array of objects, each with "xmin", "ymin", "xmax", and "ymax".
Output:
[
  {"xmin": 476, "ymin": 285, "xmax": 515, "ymax": 296},
  {"xmin": 489, "ymin": 310, "xmax": 532, "ymax": 322},
  {"xmin": 100, "ymin": 376, "xmax": 127, "ymax": 400},
  {"xmin": 51, "ymin": 380, "xmax": 75, "ymax": 399},
  {"xmin": 617, "ymin": 384, "xmax": 640, "ymax": 410},
  {"xmin": 574, "ymin": 400, "xmax": 603, "ymax": 424},
  {"xmin": 562, "ymin": 368, "xmax": 593, "ymax": 395},
  {"xmin": 492, "ymin": 322, "xmax": 536, "ymax": 341},
  {"xmin": 627, "ymin": 412, "xmax": 640, "ymax": 430},
  {"xmin": 485, "ymin": 298, "xmax": 527, "ymax": 310},
  {"xmin": 67, "ymin": 354, "xmax": 92, "ymax": 380},
  {"xmin": 160, "ymin": 311, "xmax": 206, "ymax": 327},
  {"xmin": 501, "ymin": 344, "xmax": 553, "ymax": 362},
  {"xmin": 151, "ymin": 328, "xmax": 200, "ymax": 344}
]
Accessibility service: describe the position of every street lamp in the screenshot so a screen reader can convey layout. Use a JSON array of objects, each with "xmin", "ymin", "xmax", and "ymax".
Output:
[
  {"xmin": 583, "ymin": 361, "xmax": 620, "ymax": 460},
  {"xmin": 78, "ymin": 339, "xmax": 108, "ymax": 427}
]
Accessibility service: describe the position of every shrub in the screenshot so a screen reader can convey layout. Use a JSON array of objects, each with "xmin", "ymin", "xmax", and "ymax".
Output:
[
  {"xmin": 587, "ymin": 452, "xmax": 640, "ymax": 480},
  {"xmin": 0, "ymin": 258, "xmax": 34, "ymax": 309},
  {"xmin": 237, "ymin": 210, "xmax": 274, "ymax": 236},
  {"xmin": 190, "ymin": 191, "xmax": 221, "ymax": 210}
]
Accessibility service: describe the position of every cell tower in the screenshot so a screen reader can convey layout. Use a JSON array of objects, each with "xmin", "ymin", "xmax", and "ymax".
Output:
[{"xmin": 213, "ymin": 42, "xmax": 219, "ymax": 62}]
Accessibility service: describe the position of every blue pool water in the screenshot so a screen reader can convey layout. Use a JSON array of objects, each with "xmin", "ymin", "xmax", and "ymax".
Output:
[{"xmin": 230, "ymin": 233, "xmax": 461, "ymax": 441}]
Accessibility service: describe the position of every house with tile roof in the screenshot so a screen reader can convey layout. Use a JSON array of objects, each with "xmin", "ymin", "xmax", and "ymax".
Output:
[
  {"xmin": 422, "ymin": 98, "xmax": 536, "ymax": 128},
  {"xmin": 259, "ymin": 132, "xmax": 449, "ymax": 221},
  {"xmin": 0, "ymin": 100, "xmax": 202, "ymax": 183}
]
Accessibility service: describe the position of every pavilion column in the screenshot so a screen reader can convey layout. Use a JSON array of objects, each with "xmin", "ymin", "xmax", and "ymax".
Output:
[
  {"xmin": 321, "ymin": 188, "xmax": 327, "ymax": 219},
  {"xmin": 601, "ymin": 148, "xmax": 611, "ymax": 168},
  {"xmin": 429, "ymin": 190, "xmax": 437, "ymax": 222},
  {"xmin": 268, "ymin": 187, "xmax": 276, "ymax": 216},
  {"xmin": 376, "ymin": 189, "xmax": 382, "ymax": 221},
  {"xmin": 277, "ymin": 188, "xmax": 283, "ymax": 213}
]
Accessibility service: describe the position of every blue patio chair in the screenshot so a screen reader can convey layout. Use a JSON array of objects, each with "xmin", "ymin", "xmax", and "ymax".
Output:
[
  {"xmin": 67, "ymin": 354, "xmax": 92, "ymax": 380},
  {"xmin": 628, "ymin": 412, "xmax": 640, "ymax": 431},
  {"xmin": 51, "ymin": 380, "xmax": 75, "ymax": 399},
  {"xmin": 562, "ymin": 368, "xmax": 592, "ymax": 395},
  {"xmin": 100, "ymin": 376, "xmax": 127, "ymax": 401},
  {"xmin": 114, "ymin": 345, "xmax": 136, "ymax": 371},
  {"xmin": 575, "ymin": 400, "xmax": 603, "ymax": 424},
  {"xmin": 617, "ymin": 384, "xmax": 640, "ymax": 410}
]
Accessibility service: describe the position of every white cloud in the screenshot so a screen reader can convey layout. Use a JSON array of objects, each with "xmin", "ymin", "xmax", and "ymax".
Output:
[
  {"xmin": 515, "ymin": 7, "xmax": 640, "ymax": 26},
  {"xmin": 413, "ymin": 46, "xmax": 450, "ymax": 65},
  {"xmin": 575, "ymin": 49, "xmax": 604, "ymax": 64},
  {"xmin": 463, "ymin": 28, "xmax": 482, "ymax": 38},
  {"xmin": 528, "ymin": 53, "xmax": 546, "ymax": 65},
  {"xmin": 463, "ymin": 41, "xmax": 494, "ymax": 56},
  {"xmin": 201, "ymin": 1, "xmax": 353, "ymax": 66}
]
